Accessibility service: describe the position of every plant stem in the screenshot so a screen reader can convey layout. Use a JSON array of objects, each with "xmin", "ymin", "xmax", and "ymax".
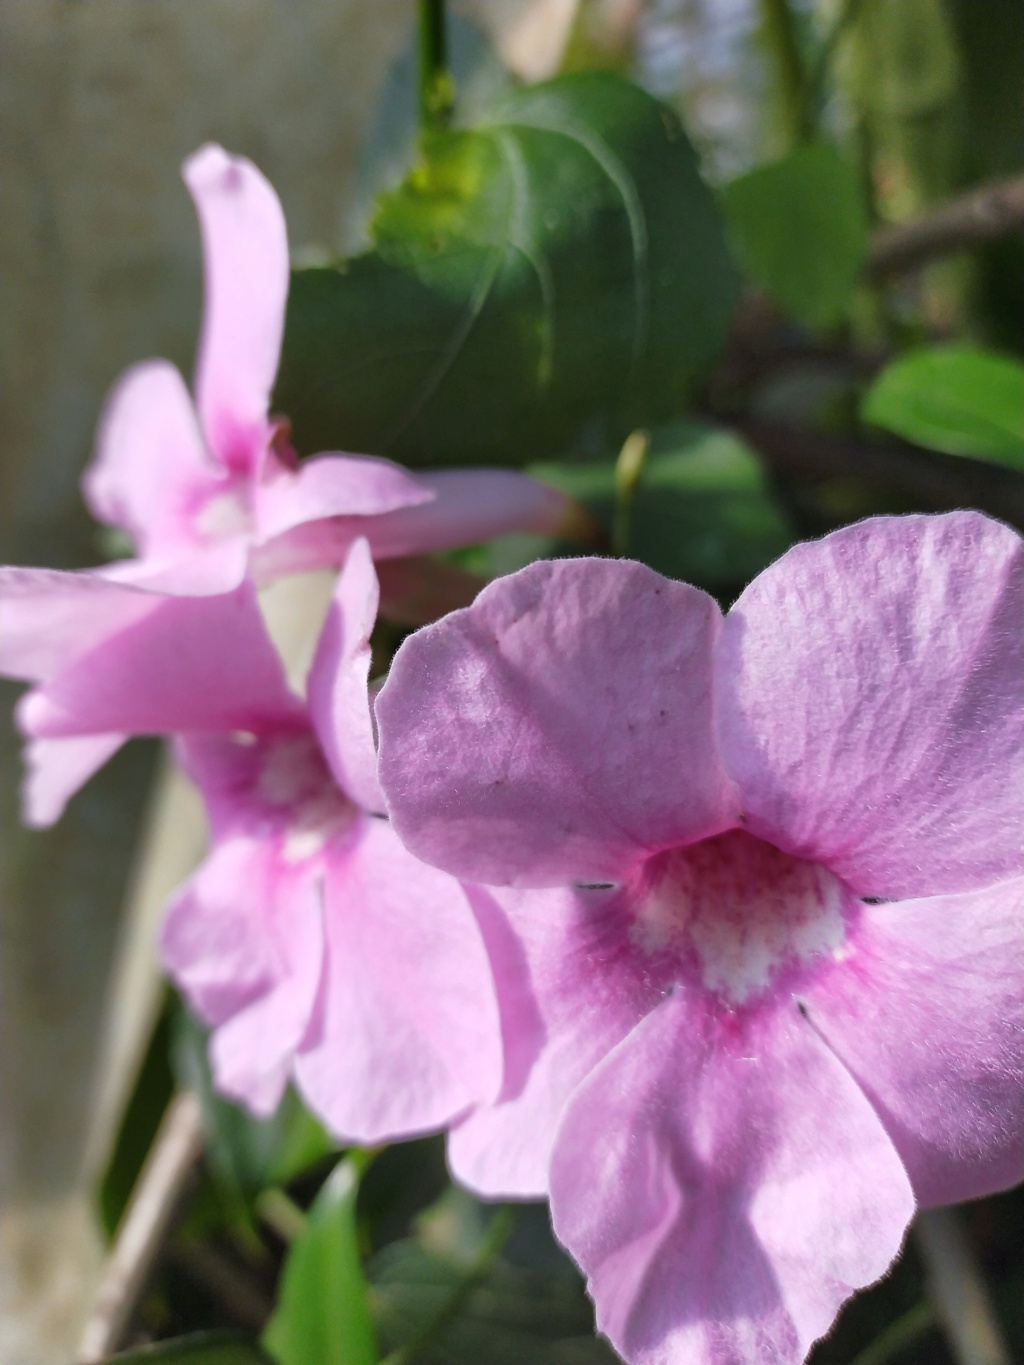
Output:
[
  {"xmin": 806, "ymin": 0, "xmax": 865, "ymax": 115},
  {"xmin": 613, "ymin": 429, "xmax": 649, "ymax": 558},
  {"xmin": 418, "ymin": 0, "xmax": 454, "ymax": 133},
  {"xmin": 758, "ymin": 0, "xmax": 815, "ymax": 147},
  {"xmin": 848, "ymin": 1303, "xmax": 936, "ymax": 1365},
  {"xmin": 914, "ymin": 1207, "xmax": 1011, "ymax": 1365},
  {"xmin": 78, "ymin": 1092, "xmax": 205, "ymax": 1361}
]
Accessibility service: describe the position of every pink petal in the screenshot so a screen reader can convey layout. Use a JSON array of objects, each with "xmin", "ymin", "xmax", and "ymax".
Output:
[
  {"xmin": 293, "ymin": 817, "xmax": 503, "ymax": 1144},
  {"xmin": 550, "ymin": 995, "xmax": 914, "ymax": 1365},
  {"xmin": 0, "ymin": 566, "xmax": 158, "ymax": 683},
  {"xmin": 17, "ymin": 582, "xmax": 299, "ymax": 738},
  {"xmin": 449, "ymin": 884, "xmax": 663, "ymax": 1198},
  {"xmin": 21, "ymin": 733, "xmax": 127, "ymax": 827},
  {"xmin": 803, "ymin": 878, "xmax": 1024, "ymax": 1207},
  {"xmin": 716, "ymin": 512, "xmax": 1024, "ymax": 898},
  {"xmin": 357, "ymin": 468, "xmax": 600, "ymax": 558},
  {"xmin": 83, "ymin": 360, "xmax": 217, "ymax": 556},
  {"xmin": 161, "ymin": 836, "xmax": 325, "ymax": 1118},
  {"xmin": 99, "ymin": 539, "xmax": 250, "ymax": 596},
  {"xmin": 184, "ymin": 144, "xmax": 288, "ymax": 471},
  {"xmin": 249, "ymin": 469, "xmax": 599, "ymax": 580},
  {"xmin": 377, "ymin": 558, "xmax": 737, "ymax": 888},
  {"xmin": 255, "ymin": 452, "xmax": 434, "ymax": 542},
  {"xmin": 306, "ymin": 538, "xmax": 383, "ymax": 812}
]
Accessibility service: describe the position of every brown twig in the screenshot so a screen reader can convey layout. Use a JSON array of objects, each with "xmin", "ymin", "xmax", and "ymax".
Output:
[
  {"xmin": 733, "ymin": 418, "xmax": 1024, "ymax": 531},
  {"xmin": 866, "ymin": 174, "xmax": 1024, "ymax": 281},
  {"xmin": 914, "ymin": 1207, "xmax": 1011, "ymax": 1365},
  {"xmin": 77, "ymin": 1091, "xmax": 205, "ymax": 1361}
]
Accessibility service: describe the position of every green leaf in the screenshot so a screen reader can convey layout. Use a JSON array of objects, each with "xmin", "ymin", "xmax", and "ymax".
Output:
[
  {"xmin": 102, "ymin": 1331, "xmax": 272, "ymax": 1363},
  {"xmin": 362, "ymin": 1188, "xmax": 618, "ymax": 1364},
  {"xmin": 532, "ymin": 421, "xmax": 795, "ymax": 592},
  {"xmin": 276, "ymin": 71, "xmax": 739, "ymax": 468},
  {"xmin": 720, "ymin": 142, "xmax": 867, "ymax": 328},
  {"xmin": 263, "ymin": 1159, "xmax": 380, "ymax": 1365},
  {"xmin": 100, "ymin": 992, "xmax": 176, "ymax": 1236},
  {"xmin": 172, "ymin": 1007, "xmax": 337, "ymax": 1220},
  {"xmin": 862, "ymin": 345, "xmax": 1024, "ymax": 467}
]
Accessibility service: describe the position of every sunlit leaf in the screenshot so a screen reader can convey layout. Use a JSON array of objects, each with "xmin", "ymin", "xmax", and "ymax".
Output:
[
  {"xmin": 720, "ymin": 142, "xmax": 867, "ymax": 328},
  {"xmin": 862, "ymin": 345, "xmax": 1024, "ymax": 466},
  {"xmin": 276, "ymin": 72, "xmax": 738, "ymax": 468},
  {"xmin": 263, "ymin": 1158, "xmax": 379, "ymax": 1365},
  {"xmin": 342, "ymin": 14, "xmax": 513, "ymax": 253}
]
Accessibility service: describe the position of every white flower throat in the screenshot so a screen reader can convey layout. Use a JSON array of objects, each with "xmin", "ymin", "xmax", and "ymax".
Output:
[
  {"xmin": 631, "ymin": 828, "xmax": 848, "ymax": 1005},
  {"xmin": 253, "ymin": 732, "xmax": 355, "ymax": 862}
]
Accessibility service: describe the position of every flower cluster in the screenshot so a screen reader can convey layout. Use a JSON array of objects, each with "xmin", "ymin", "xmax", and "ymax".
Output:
[
  {"xmin": 3, "ymin": 146, "xmax": 1021, "ymax": 1365},
  {"xmin": 0, "ymin": 144, "xmax": 578, "ymax": 1138}
]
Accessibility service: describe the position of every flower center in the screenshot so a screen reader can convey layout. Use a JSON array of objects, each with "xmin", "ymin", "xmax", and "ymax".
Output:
[
  {"xmin": 631, "ymin": 829, "xmax": 849, "ymax": 1005},
  {"xmin": 193, "ymin": 483, "xmax": 253, "ymax": 540},
  {"xmin": 254, "ymin": 732, "xmax": 355, "ymax": 861}
]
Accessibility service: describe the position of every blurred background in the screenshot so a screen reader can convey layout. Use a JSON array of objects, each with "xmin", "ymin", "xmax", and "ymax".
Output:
[{"xmin": 1, "ymin": 2, "xmax": 1021, "ymax": 1362}]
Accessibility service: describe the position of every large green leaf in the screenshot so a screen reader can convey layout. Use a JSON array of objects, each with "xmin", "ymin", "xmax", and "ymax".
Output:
[
  {"xmin": 263, "ymin": 1159, "xmax": 379, "ymax": 1365},
  {"xmin": 275, "ymin": 72, "xmax": 738, "ymax": 468},
  {"xmin": 531, "ymin": 421, "xmax": 795, "ymax": 592},
  {"xmin": 862, "ymin": 346, "xmax": 1024, "ymax": 467},
  {"xmin": 720, "ymin": 143, "xmax": 867, "ymax": 328}
]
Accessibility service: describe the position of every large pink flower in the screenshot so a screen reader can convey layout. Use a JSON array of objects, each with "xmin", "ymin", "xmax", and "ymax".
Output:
[
  {"xmin": 1, "ymin": 142, "xmax": 586, "ymax": 822},
  {"xmin": 375, "ymin": 512, "xmax": 1024, "ymax": 1365},
  {"xmin": 160, "ymin": 538, "xmax": 504, "ymax": 1137}
]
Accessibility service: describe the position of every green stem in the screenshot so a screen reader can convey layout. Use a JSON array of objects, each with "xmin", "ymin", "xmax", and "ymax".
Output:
[
  {"xmin": 806, "ymin": 0, "xmax": 866, "ymax": 115},
  {"xmin": 759, "ymin": 0, "xmax": 815, "ymax": 147},
  {"xmin": 418, "ymin": 0, "xmax": 454, "ymax": 133},
  {"xmin": 255, "ymin": 1187, "xmax": 307, "ymax": 1245},
  {"xmin": 381, "ymin": 1206, "xmax": 516, "ymax": 1365}
]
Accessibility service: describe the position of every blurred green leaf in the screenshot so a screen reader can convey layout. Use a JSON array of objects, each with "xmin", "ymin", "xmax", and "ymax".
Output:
[
  {"xmin": 101, "ymin": 992, "xmax": 176, "ymax": 1236},
  {"xmin": 276, "ymin": 72, "xmax": 738, "ymax": 468},
  {"xmin": 533, "ymin": 421, "xmax": 795, "ymax": 591},
  {"xmin": 263, "ymin": 1157, "xmax": 379, "ymax": 1365},
  {"xmin": 173, "ymin": 1007, "xmax": 337, "ymax": 1221},
  {"xmin": 362, "ymin": 1186, "xmax": 618, "ymax": 1364},
  {"xmin": 862, "ymin": 346, "xmax": 1024, "ymax": 466},
  {"xmin": 103, "ymin": 1331, "xmax": 272, "ymax": 1363},
  {"xmin": 720, "ymin": 142, "xmax": 867, "ymax": 327},
  {"xmin": 848, "ymin": 0, "xmax": 960, "ymax": 117}
]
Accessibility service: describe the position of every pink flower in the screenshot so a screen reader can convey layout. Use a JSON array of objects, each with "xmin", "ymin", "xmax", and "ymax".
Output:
[
  {"xmin": 0, "ymin": 572, "xmax": 301, "ymax": 826},
  {"xmin": 161, "ymin": 539, "xmax": 503, "ymax": 1137},
  {"xmin": 375, "ymin": 512, "xmax": 1024, "ymax": 1365},
  {"xmin": 83, "ymin": 144, "xmax": 584, "ymax": 594},
  {"xmin": 1, "ymin": 142, "xmax": 587, "ymax": 821}
]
